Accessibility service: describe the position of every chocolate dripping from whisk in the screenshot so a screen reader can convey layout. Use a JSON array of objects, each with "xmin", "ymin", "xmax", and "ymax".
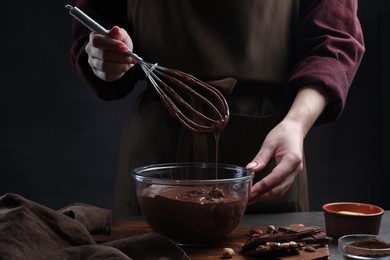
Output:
[
  {"xmin": 154, "ymin": 67, "xmax": 230, "ymax": 134},
  {"xmin": 154, "ymin": 67, "xmax": 230, "ymax": 178}
]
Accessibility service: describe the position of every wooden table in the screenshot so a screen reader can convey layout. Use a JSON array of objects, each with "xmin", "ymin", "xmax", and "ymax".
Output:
[
  {"xmin": 94, "ymin": 211, "xmax": 390, "ymax": 259},
  {"xmin": 94, "ymin": 221, "xmax": 329, "ymax": 259},
  {"xmin": 93, "ymin": 212, "xmax": 346, "ymax": 259}
]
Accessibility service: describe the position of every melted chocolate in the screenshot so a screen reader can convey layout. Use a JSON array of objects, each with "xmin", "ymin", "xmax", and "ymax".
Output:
[{"xmin": 138, "ymin": 186, "xmax": 246, "ymax": 245}]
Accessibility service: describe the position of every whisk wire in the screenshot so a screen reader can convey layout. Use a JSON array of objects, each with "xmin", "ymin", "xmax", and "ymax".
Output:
[{"xmin": 145, "ymin": 65, "xmax": 217, "ymax": 133}]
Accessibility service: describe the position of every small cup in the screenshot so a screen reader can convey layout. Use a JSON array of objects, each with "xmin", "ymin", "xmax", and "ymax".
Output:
[{"xmin": 322, "ymin": 202, "xmax": 384, "ymax": 239}]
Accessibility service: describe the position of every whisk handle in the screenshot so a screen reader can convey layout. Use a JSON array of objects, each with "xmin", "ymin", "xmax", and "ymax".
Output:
[
  {"xmin": 65, "ymin": 5, "xmax": 109, "ymax": 36},
  {"xmin": 65, "ymin": 4, "xmax": 143, "ymax": 63}
]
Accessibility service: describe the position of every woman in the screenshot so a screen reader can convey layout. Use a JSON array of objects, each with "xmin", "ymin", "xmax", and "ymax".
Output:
[{"xmin": 70, "ymin": 0, "xmax": 364, "ymax": 217}]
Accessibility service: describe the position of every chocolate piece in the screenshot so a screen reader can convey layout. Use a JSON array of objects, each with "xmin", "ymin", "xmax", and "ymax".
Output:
[
  {"xmin": 278, "ymin": 224, "xmax": 332, "ymax": 244},
  {"xmin": 278, "ymin": 224, "xmax": 323, "ymax": 236},
  {"xmin": 241, "ymin": 232, "xmax": 300, "ymax": 252},
  {"xmin": 208, "ymin": 186, "xmax": 224, "ymax": 199},
  {"xmin": 240, "ymin": 224, "xmax": 332, "ymax": 257},
  {"xmin": 308, "ymin": 232, "xmax": 333, "ymax": 244},
  {"xmin": 245, "ymin": 241, "xmax": 305, "ymax": 256}
]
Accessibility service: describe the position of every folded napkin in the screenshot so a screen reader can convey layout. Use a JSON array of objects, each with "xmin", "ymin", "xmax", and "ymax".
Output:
[
  {"xmin": 59, "ymin": 202, "xmax": 112, "ymax": 234},
  {"xmin": 0, "ymin": 193, "xmax": 189, "ymax": 260}
]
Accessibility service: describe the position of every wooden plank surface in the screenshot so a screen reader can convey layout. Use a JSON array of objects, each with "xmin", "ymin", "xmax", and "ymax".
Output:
[{"xmin": 93, "ymin": 221, "xmax": 329, "ymax": 259}]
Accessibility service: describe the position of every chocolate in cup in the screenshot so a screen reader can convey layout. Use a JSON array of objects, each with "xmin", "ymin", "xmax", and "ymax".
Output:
[{"xmin": 338, "ymin": 234, "xmax": 390, "ymax": 259}]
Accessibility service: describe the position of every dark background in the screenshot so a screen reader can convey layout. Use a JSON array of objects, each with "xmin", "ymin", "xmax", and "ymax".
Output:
[{"xmin": 1, "ymin": 1, "xmax": 389, "ymax": 212}]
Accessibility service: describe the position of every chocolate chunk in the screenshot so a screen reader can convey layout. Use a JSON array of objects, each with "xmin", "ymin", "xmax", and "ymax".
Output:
[
  {"xmin": 241, "ymin": 232, "xmax": 299, "ymax": 252},
  {"xmin": 278, "ymin": 224, "xmax": 323, "ymax": 236},
  {"xmin": 208, "ymin": 186, "xmax": 224, "ymax": 199},
  {"xmin": 244, "ymin": 241, "xmax": 305, "ymax": 257},
  {"xmin": 240, "ymin": 224, "xmax": 332, "ymax": 257}
]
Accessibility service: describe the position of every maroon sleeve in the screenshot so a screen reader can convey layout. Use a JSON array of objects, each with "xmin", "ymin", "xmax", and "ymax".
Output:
[
  {"xmin": 69, "ymin": 0, "xmax": 142, "ymax": 101},
  {"xmin": 286, "ymin": 0, "xmax": 365, "ymax": 124}
]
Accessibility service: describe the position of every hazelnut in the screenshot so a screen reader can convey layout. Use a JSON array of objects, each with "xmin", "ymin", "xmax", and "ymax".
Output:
[
  {"xmin": 266, "ymin": 225, "xmax": 276, "ymax": 234},
  {"xmin": 221, "ymin": 247, "xmax": 234, "ymax": 258},
  {"xmin": 249, "ymin": 228, "xmax": 264, "ymax": 235}
]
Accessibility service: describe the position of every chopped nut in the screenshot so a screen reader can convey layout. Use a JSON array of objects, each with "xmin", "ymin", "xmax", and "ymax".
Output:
[
  {"xmin": 249, "ymin": 228, "xmax": 264, "ymax": 235},
  {"xmin": 221, "ymin": 247, "xmax": 234, "ymax": 258},
  {"xmin": 266, "ymin": 225, "xmax": 276, "ymax": 234}
]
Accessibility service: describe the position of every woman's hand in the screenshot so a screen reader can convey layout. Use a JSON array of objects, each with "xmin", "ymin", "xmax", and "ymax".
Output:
[
  {"xmin": 85, "ymin": 26, "xmax": 136, "ymax": 81},
  {"xmin": 246, "ymin": 86, "xmax": 328, "ymax": 205},
  {"xmin": 246, "ymin": 118, "xmax": 305, "ymax": 205}
]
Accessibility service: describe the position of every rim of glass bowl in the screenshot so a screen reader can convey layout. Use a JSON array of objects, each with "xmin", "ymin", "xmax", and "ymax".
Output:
[{"xmin": 132, "ymin": 162, "xmax": 254, "ymax": 186}]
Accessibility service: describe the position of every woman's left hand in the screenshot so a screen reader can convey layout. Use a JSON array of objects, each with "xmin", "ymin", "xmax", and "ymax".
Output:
[
  {"xmin": 246, "ymin": 85, "xmax": 328, "ymax": 205},
  {"xmin": 246, "ymin": 118, "xmax": 305, "ymax": 205}
]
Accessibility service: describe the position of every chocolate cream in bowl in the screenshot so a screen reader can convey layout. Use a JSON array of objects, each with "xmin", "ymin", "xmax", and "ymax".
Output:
[{"xmin": 138, "ymin": 185, "xmax": 247, "ymax": 245}]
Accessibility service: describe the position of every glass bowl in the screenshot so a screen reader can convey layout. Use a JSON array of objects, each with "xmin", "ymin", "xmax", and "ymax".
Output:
[
  {"xmin": 132, "ymin": 162, "xmax": 254, "ymax": 246},
  {"xmin": 338, "ymin": 234, "xmax": 390, "ymax": 259}
]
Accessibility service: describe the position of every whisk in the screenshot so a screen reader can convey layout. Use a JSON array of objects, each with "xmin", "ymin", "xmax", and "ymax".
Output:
[{"xmin": 65, "ymin": 5, "xmax": 229, "ymax": 134}]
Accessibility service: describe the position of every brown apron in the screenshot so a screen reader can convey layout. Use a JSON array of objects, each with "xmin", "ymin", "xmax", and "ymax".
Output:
[{"xmin": 114, "ymin": 80, "xmax": 309, "ymax": 218}]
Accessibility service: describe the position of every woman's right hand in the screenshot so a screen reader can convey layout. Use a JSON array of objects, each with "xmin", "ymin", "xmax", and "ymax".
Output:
[{"xmin": 85, "ymin": 26, "xmax": 136, "ymax": 82}]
